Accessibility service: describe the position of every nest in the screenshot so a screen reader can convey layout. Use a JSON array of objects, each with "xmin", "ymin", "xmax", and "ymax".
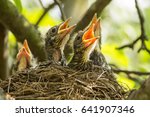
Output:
[{"xmin": 0, "ymin": 61, "xmax": 127, "ymax": 100}]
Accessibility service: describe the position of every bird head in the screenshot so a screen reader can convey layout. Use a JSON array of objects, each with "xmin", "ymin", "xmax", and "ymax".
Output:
[
  {"xmin": 84, "ymin": 13, "xmax": 101, "ymax": 49},
  {"xmin": 16, "ymin": 40, "xmax": 31, "ymax": 71},
  {"xmin": 85, "ymin": 13, "xmax": 101, "ymax": 37},
  {"xmin": 74, "ymin": 24, "xmax": 99, "ymax": 62},
  {"xmin": 45, "ymin": 18, "xmax": 76, "ymax": 49}
]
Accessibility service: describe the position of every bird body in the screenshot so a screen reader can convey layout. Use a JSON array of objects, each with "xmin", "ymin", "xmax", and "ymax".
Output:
[
  {"xmin": 45, "ymin": 18, "xmax": 76, "ymax": 65},
  {"xmin": 17, "ymin": 52, "xmax": 29, "ymax": 71},
  {"xmin": 69, "ymin": 24, "xmax": 99, "ymax": 71},
  {"xmin": 86, "ymin": 14, "xmax": 110, "ymax": 69}
]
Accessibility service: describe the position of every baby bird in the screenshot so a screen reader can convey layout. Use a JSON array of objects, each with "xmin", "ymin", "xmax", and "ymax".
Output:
[
  {"xmin": 13, "ymin": 39, "xmax": 32, "ymax": 72},
  {"xmin": 89, "ymin": 14, "xmax": 110, "ymax": 69},
  {"xmin": 69, "ymin": 24, "xmax": 99, "ymax": 71},
  {"xmin": 45, "ymin": 18, "xmax": 76, "ymax": 66}
]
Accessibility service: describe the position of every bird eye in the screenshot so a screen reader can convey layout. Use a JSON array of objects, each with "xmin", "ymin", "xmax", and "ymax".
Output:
[
  {"xmin": 46, "ymin": 26, "xmax": 58, "ymax": 37},
  {"xmin": 77, "ymin": 36, "xmax": 80, "ymax": 40},
  {"xmin": 76, "ymin": 31, "xmax": 83, "ymax": 41},
  {"xmin": 51, "ymin": 27, "xmax": 57, "ymax": 34},
  {"xmin": 76, "ymin": 34, "xmax": 82, "ymax": 41}
]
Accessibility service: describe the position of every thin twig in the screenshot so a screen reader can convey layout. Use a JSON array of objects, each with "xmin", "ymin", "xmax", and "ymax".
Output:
[
  {"xmin": 75, "ymin": 79, "xmax": 87, "ymax": 87},
  {"xmin": 73, "ymin": 0, "xmax": 111, "ymax": 33},
  {"xmin": 127, "ymin": 74, "xmax": 143, "ymax": 84},
  {"xmin": 35, "ymin": 2, "xmax": 56, "ymax": 26},
  {"xmin": 117, "ymin": 38, "xmax": 140, "ymax": 50},
  {"xmin": 112, "ymin": 67, "xmax": 149, "ymax": 84},
  {"xmin": 38, "ymin": 0, "xmax": 45, "ymax": 9},
  {"xmin": 54, "ymin": 0, "xmax": 66, "ymax": 21},
  {"xmin": 112, "ymin": 68, "xmax": 150, "ymax": 76},
  {"xmin": 7, "ymin": 78, "xmax": 11, "ymax": 93},
  {"xmin": 117, "ymin": 0, "xmax": 150, "ymax": 54}
]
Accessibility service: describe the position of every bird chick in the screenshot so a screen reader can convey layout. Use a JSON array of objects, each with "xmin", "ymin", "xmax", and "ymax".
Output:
[
  {"xmin": 88, "ymin": 14, "xmax": 110, "ymax": 70},
  {"xmin": 45, "ymin": 18, "xmax": 76, "ymax": 66},
  {"xmin": 16, "ymin": 39, "xmax": 32, "ymax": 71},
  {"xmin": 69, "ymin": 24, "xmax": 99, "ymax": 71}
]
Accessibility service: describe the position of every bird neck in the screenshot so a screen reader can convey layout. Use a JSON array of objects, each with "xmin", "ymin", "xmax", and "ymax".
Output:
[
  {"xmin": 69, "ymin": 48, "xmax": 88, "ymax": 69},
  {"xmin": 95, "ymin": 43, "xmax": 101, "ymax": 52},
  {"xmin": 17, "ymin": 57, "xmax": 28, "ymax": 71},
  {"xmin": 59, "ymin": 34, "xmax": 70, "ymax": 52}
]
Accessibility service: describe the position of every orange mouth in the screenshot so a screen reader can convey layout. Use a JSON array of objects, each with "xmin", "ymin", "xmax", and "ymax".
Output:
[
  {"xmin": 91, "ymin": 13, "xmax": 98, "ymax": 27},
  {"xmin": 57, "ymin": 18, "xmax": 76, "ymax": 40},
  {"xmin": 82, "ymin": 24, "xmax": 99, "ymax": 48},
  {"xmin": 89, "ymin": 13, "xmax": 101, "ymax": 34},
  {"xmin": 17, "ymin": 47, "xmax": 31, "ymax": 63},
  {"xmin": 17, "ymin": 39, "xmax": 31, "ymax": 64},
  {"xmin": 23, "ymin": 39, "xmax": 31, "ymax": 55},
  {"xmin": 58, "ymin": 24, "xmax": 76, "ymax": 36},
  {"xmin": 58, "ymin": 18, "xmax": 71, "ymax": 32}
]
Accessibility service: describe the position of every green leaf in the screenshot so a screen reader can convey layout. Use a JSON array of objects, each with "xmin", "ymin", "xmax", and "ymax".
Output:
[{"xmin": 13, "ymin": 0, "xmax": 22, "ymax": 12}]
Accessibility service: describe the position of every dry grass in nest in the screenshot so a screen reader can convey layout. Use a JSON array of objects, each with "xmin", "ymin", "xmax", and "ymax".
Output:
[{"xmin": 0, "ymin": 61, "xmax": 127, "ymax": 100}]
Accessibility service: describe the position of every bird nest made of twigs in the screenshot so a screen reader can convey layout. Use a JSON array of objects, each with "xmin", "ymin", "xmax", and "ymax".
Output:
[{"xmin": 0, "ymin": 61, "xmax": 127, "ymax": 100}]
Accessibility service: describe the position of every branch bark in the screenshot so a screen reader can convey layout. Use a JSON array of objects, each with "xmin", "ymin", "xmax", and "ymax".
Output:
[
  {"xmin": 35, "ymin": 2, "xmax": 56, "ymax": 26},
  {"xmin": 0, "ymin": 0, "xmax": 46, "ymax": 61},
  {"xmin": 54, "ymin": 0, "xmax": 66, "ymax": 21},
  {"xmin": 128, "ymin": 76, "xmax": 150, "ymax": 100},
  {"xmin": 63, "ymin": 0, "xmax": 88, "ymax": 25},
  {"xmin": 117, "ymin": 0, "xmax": 150, "ymax": 53},
  {"xmin": 73, "ymin": 0, "xmax": 111, "ymax": 33},
  {"xmin": 0, "ymin": 23, "xmax": 8, "ymax": 80},
  {"xmin": 113, "ymin": 69, "xmax": 150, "ymax": 76}
]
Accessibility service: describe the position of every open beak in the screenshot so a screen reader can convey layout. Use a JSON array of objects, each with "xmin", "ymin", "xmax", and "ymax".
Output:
[
  {"xmin": 58, "ymin": 18, "xmax": 71, "ymax": 32},
  {"xmin": 89, "ymin": 14, "xmax": 101, "ymax": 36},
  {"xmin": 17, "ymin": 47, "xmax": 31, "ymax": 64},
  {"xmin": 94, "ymin": 18, "xmax": 101, "ymax": 37},
  {"xmin": 23, "ymin": 39, "xmax": 33, "ymax": 59},
  {"xmin": 57, "ymin": 18, "xmax": 76, "ymax": 40},
  {"xmin": 82, "ymin": 24, "xmax": 99, "ymax": 48},
  {"xmin": 84, "ymin": 13, "xmax": 97, "ymax": 32},
  {"xmin": 91, "ymin": 13, "xmax": 97, "ymax": 26},
  {"xmin": 23, "ymin": 39, "xmax": 31, "ymax": 55}
]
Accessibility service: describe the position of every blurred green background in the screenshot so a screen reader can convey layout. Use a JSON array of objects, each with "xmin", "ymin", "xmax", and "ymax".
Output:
[{"xmin": 6, "ymin": 0, "xmax": 150, "ymax": 90}]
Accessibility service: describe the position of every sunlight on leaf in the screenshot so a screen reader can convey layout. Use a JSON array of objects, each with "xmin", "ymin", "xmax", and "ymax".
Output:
[
  {"xmin": 102, "ymin": 44, "xmax": 129, "ymax": 68},
  {"xmin": 116, "ymin": 74, "xmax": 136, "ymax": 90},
  {"xmin": 22, "ymin": 8, "xmax": 60, "ymax": 26}
]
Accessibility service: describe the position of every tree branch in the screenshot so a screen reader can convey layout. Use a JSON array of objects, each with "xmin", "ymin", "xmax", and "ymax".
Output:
[
  {"xmin": 0, "ymin": 23, "xmax": 8, "ymax": 80},
  {"xmin": 112, "ymin": 68, "xmax": 150, "ymax": 76},
  {"xmin": 117, "ymin": 0, "xmax": 150, "ymax": 54},
  {"xmin": 0, "ymin": 0, "xmax": 46, "ymax": 61},
  {"xmin": 54, "ymin": 0, "xmax": 66, "ymax": 21},
  {"xmin": 38, "ymin": 0, "xmax": 45, "ymax": 9},
  {"xmin": 36, "ymin": 0, "xmax": 66, "ymax": 26},
  {"xmin": 73, "ymin": 0, "xmax": 111, "ymax": 33},
  {"xmin": 128, "ymin": 76, "xmax": 150, "ymax": 99},
  {"xmin": 64, "ymin": 0, "xmax": 111, "ymax": 62},
  {"xmin": 110, "ymin": 63, "xmax": 150, "ymax": 84},
  {"xmin": 35, "ymin": 2, "xmax": 56, "ymax": 26}
]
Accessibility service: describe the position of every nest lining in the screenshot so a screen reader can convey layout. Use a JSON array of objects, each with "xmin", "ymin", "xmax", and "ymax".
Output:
[{"xmin": 0, "ymin": 61, "xmax": 127, "ymax": 100}]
